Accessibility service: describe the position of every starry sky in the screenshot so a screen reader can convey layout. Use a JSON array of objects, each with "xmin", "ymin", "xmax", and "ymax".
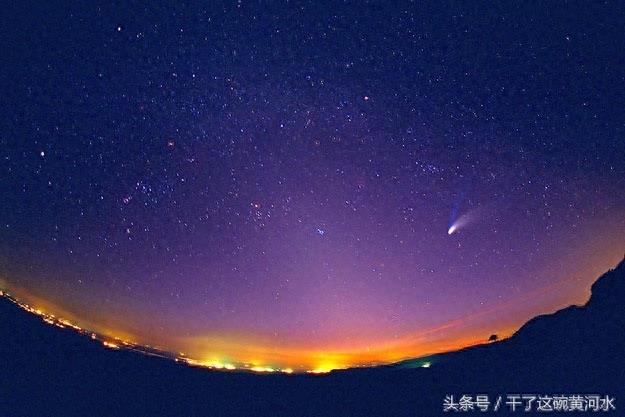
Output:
[{"xmin": 1, "ymin": 2, "xmax": 624, "ymax": 371}]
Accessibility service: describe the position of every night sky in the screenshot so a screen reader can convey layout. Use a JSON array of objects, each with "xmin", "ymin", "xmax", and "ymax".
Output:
[{"xmin": 2, "ymin": 2, "xmax": 624, "ymax": 371}]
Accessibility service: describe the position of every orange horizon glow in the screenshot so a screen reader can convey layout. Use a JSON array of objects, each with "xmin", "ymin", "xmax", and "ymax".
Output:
[
  {"xmin": 1, "ymin": 243, "xmax": 622, "ymax": 373},
  {"xmin": 0, "ymin": 287, "xmax": 501, "ymax": 372}
]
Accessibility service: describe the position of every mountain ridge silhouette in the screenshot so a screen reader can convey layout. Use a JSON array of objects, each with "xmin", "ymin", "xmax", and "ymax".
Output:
[{"xmin": 1, "ymin": 257, "xmax": 624, "ymax": 416}]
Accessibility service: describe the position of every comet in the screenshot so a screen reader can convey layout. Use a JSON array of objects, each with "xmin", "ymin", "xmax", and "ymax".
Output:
[
  {"xmin": 448, "ymin": 190, "xmax": 485, "ymax": 235},
  {"xmin": 448, "ymin": 205, "xmax": 488, "ymax": 235},
  {"xmin": 447, "ymin": 214, "xmax": 470, "ymax": 235},
  {"xmin": 448, "ymin": 192, "xmax": 468, "ymax": 235}
]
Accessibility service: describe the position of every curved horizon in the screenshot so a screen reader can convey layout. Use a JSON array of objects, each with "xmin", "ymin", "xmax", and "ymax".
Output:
[
  {"xmin": 2, "ymin": 242, "xmax": 622, "ymax": 371},
  {"xmin": 2, "ymin": 1, "xmax": 625, "ymax": 374}
]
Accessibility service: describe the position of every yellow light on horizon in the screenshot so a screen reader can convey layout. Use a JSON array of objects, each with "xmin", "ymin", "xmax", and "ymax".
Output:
[
  {"xmin": 250, "ymin": 366, "xmax": 275, "ymax": 373},
  {"xmin": 308, "ymin": 365, "xmax": 339, "ymax": 374}
]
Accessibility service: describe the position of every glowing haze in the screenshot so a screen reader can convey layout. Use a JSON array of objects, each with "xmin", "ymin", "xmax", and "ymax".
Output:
[{"xmin": 1, "ymin": 3, "xmax": 624, "ymax": 371}]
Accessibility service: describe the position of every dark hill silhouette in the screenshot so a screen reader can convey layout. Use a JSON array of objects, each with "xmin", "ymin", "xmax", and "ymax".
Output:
[
  {"xmin": 1, "ymin": 258, "xmax": 624, "ymax": 416},
  {"xmin": 395, "ymin": 259, "xmax": 625, "ymax": 389}
]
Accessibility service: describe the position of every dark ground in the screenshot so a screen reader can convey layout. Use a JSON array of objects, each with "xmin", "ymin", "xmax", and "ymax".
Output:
[{"xmin": 1, "ymin": 259, "xmax": 624, "ymax": 417}]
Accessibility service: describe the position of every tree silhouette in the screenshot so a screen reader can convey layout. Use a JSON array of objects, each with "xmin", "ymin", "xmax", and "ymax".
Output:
[{"xmin": 488, "ymin": 334, "xmax": 498, "ymax": 342}]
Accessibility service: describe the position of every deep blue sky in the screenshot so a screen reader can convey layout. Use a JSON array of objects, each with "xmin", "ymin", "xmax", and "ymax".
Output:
[{"xmin": 1, "ymin": 1, "xmax": 624, "ymax": 370}]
